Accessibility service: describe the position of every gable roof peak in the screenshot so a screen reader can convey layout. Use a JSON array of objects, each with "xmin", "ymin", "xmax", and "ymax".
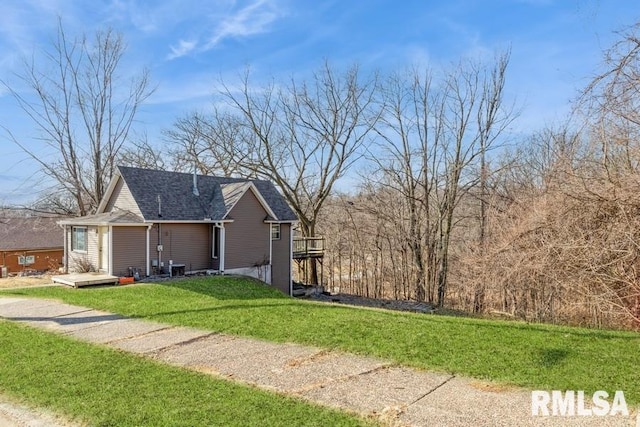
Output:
[{"xmin": 112, "ymin": 166, "xmax": 297, "ymax": 223}]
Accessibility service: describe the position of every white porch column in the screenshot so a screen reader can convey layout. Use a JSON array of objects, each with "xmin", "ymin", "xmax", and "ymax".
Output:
[
  {"xmin": 63, "ymin": 225, "xmax": 68, "ymax": 273},
  {"xmin": 108, "ymin": 226, "xmax": 113, "ymax": 276}
]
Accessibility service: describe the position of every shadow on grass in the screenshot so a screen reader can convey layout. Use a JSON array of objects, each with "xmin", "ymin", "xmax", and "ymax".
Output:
[
  {"xmin": 148, "ymin": 302, "xmax": 302, "ymax": 318},
  {"xmin": 155, "ymin": 276, "xmax": 290, "ymax": 301},
  {"xmin": 156, "ymin": 278, "xmax": 640, "ymax": 341},
  {"xmin": 8, "ymin": 313, "xmax": 125, "ymax": 326},
  {"xmin": 5, "ymin": 275, "xmax": 639, "ymax": 344},
  {"xmin": 537, "ymin": 348, "xmax": 570, "ymax": 368},
  {"xmin": 398, "ymin": 308, "xmax": 640, "ymax": 341}
]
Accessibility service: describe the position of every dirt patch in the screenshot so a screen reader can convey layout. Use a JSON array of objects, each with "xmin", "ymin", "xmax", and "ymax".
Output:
[
  {"xmin": 286, "ymin": 349, "xmax": 333, "ymax": 368},
  {"xmin": 468, "ymin": 380, "xmax": 520, "ymax": 393},
  {"xmin": 0, "ymin": 274, "xmax": 56, "ymax": 289},
  {"xmin": 0, "ymin": 394, "xmax": 82, "ymax": 427}
]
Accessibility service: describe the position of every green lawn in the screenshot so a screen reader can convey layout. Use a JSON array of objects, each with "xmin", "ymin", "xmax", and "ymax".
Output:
[
  {"xmin": 4, "ymin": 276, "xmax": 640, "ymax": 404},
  {"xmin": 0, "ymin": 320, "xmax": 373, "ymax": 426}
]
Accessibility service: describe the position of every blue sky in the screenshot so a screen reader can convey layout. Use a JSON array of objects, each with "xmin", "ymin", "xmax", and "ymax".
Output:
[{"xmin": 0, "ymin": 0, "xmax": 638, "ymax": 205}]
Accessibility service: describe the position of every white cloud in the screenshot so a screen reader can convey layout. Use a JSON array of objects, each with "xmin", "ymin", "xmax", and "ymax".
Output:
[
  {"xmin": 167, "ymin": 39, "xmax": 198, "ymax": 60},
  {"xmin": 164, "ymin": 0, "xmax": 283, "ymax": 60},
  {"xmin": 204, "ymin": 0, "xmax": 280, "ymax": 49},
  {"xmin": 101, "ymin": 0, "xmax": 284, "ymax": 61}
]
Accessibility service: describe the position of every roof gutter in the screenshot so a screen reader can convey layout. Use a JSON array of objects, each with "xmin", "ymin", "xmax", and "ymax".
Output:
[{"xmin": 147, "ymin": 219, "xmax": 235, "ymax": 224}]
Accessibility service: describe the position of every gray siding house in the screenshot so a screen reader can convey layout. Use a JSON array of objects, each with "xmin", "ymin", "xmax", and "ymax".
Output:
[{"xmin": 59, "ymin": 166, "xmax": 298, "ymax": 295}]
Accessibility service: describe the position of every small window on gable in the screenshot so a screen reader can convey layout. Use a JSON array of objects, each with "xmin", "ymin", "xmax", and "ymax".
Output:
[
  {"xmin": 72, "ymin": 226, "xmax": 87, "ymax": 252},
  {"xmin": 271, "ymin": 224, "xmax": 281, "ymax": 240}
]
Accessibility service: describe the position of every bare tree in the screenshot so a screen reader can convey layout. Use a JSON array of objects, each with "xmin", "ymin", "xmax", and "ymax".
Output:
[
  {"xmin": 315, "ymin": 26, "xmax": 640, "ymax": 328},
  {"xmin": 366, "ymin": 52, "xmax": 514, "ymax": 306},
  {"xmin": 443, "ymin": 25, "xmax": 640, "ymax": 328},
  {"xmin": 164, "ymin": 111, "xmax": 250, "ymax": 176},
  {"xmin": 2, "ymin": 21, "xmax": 153, "ymax": 215},
  {"xmin": 118, "ymin": 135, "xmax": 167, "ymax": 171},
  {"xmin": 578, "ymin": 22, "xmax": 640, "ymax": 174},
  {"xmin": 167, "ymin": 62, "xmax": 379, "ymax": 284}
]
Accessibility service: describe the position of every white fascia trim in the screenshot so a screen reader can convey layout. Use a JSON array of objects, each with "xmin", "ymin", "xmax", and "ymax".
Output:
[
  {"xmin": 223, "ymin": 183, "xmax": 278, "ymax": 221},
  {"xmin": 263, "ymin": 220, "xmax": 298, "ymax": 224},
  {"xmin": 247, "ymin": 183, "xmax": 278, "ymax": 220},
  {"xmin": 58, "ymin": 221, "xmax": 144, "ymax": 227},
  {"xmin": 96, "ymin": 170, "xmax": 122, "ymax": 214}
]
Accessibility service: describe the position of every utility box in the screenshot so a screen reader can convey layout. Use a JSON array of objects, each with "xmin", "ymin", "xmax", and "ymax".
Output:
[{"xmin": 1, "ymin": 266, "xmax": 7, "ymax": 278}]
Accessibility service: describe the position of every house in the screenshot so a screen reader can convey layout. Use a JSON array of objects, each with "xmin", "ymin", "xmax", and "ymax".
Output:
[
  {"xmin": 0, "ymin": 216, "xmax": 64, "ymax": 276},
  {"xmin": 58, "ymin": 166, "xmax": 298, "ymax": 294}
]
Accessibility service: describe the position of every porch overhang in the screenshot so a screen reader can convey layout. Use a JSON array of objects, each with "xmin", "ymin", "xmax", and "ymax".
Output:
[{"xmin": 58, "ymin": 210, "xmax": 145, "ymax": 227}]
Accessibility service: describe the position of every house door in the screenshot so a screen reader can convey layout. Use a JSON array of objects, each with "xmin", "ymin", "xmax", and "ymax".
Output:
[{"xmin": 98, "ymin": 227, "xmax": 109, "ymax": 272}]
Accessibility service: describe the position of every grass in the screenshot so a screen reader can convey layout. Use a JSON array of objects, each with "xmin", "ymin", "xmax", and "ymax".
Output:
[
  {"xmin": 4, "ymin": 276, "xmax": 640, "ymax": 404},
  {"xmin": 0, "ymin": 320, "xmax": 373, "ymax": 426}
]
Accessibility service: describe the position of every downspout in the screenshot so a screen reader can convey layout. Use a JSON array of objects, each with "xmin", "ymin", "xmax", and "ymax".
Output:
[
  {"xmin": 210, "ymin": 222, "xmax": 220, "ymax": 270},
  {"xmin": 158, "ymin": 223, "xmax": 162, "ymax": 273},
  {"xmin": 157, "ymin": 195, "xmax": 163, "ymax": 274},
  {"xmin": 146, "ymin": 224, "xmax": 152, "ymax": 277},
  {"xmin": 289, "ymin": 224, "xmax": 293, "ymax": 296},
  {"xmin": 268, "ymin": 224, "xmax": 273, "ymax": 285},
  {"xmin": 219, "ymin": 225, "xmax": 225, "ymax": 275}
]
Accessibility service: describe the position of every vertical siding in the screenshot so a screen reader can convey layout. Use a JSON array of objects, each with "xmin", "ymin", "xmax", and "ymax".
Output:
[
  {"xmin": 103, "ymin": 178, "xmax": 141, "ymax": 215},
  {"xmin": 67, "ymin": 226, "xmax": 98, "ymax": 272},
  {"xmin": 87, "ymin": 226, "xmax": 99, "ymax": 267},
  {"xmin": 146, "ymin": 223, "xmax": 213, "ymax": 274},
  {"xmin": 271, "ymin": 223, "xmax": 292, "ymax": 294},
  {"xmin": 157, "ymin": 223, "xmax": 211, "ymax": 272},
  {"xmin": 224, "ymin": 190, "xmax": 270, "ymax": 270},
  {"xmin": 112, "ymin": 226, "xmax": 147, "ymax": 277},
  {"xmin": 149, "ymin": 224, "xmax": 160, "ymax": 273}
]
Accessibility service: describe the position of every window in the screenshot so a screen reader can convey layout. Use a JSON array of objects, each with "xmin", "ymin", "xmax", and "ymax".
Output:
[
  {"xmin": 72, "ymin": 226, "xmax": 87, "ymax": 252},
  {"xmin": 271, "ymin": 224, "xmax": 281, "ymax": 240},
  {"xmin": 18, "ymin": 255, "xmax": 35, "ymax": 265}
]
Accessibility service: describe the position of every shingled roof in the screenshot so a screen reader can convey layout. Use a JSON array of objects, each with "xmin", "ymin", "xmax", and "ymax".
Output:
[
  {"xmin": 0, "ymin": 217, "xmax": 63, "ymax": 250},
  {"xmin": 113, "ymin": 166, "xmax": 297, "ymax": 222}
]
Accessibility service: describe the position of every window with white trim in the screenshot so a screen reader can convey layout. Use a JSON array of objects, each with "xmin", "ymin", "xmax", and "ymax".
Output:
[
  {"xmin": 72, "ymin": 226, "xmax": 87, "ymax": 252},
  {"xmin": 271, "ymin": 224, "xmax": 281, "ymax": 240}
]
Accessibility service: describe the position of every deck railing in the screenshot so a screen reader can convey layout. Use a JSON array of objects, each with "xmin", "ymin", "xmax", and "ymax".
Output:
[{"xmin": 293, "ymin": 237, "xmax": 325, "ymax": 259}]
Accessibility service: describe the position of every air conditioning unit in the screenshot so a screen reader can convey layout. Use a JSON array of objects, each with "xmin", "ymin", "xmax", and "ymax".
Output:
[{"xmin": 1, "ymin": 266, "xmax": 7, "ymax": 278}]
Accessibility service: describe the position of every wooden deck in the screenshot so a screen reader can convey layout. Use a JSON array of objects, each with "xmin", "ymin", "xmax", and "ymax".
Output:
[
  {"xmin": 52, "ymin": 272, "xmax": 119, "ymax": 288},
  {"xmin": 293, "ymin": 237, "xmax": 325, "ymax": 259}
]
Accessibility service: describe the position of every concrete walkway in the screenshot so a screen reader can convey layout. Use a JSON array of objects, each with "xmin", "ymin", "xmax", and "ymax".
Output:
[{"xmin": 0, "ymin": 297, "xmax": 635, "ymax": 426}]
